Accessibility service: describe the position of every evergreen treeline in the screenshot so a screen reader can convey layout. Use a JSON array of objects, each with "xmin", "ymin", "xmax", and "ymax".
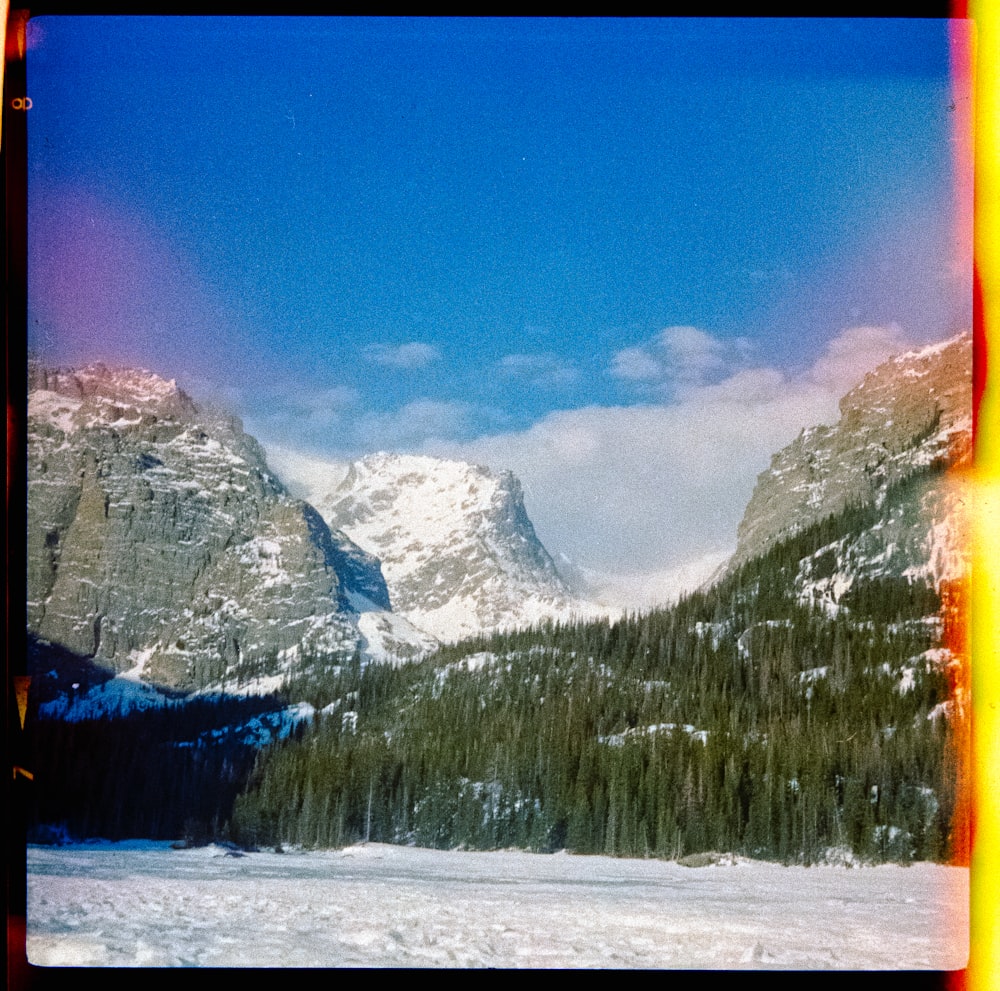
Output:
[
  {"xmin": 228, "ymin": 469, "xmax": 969, "ymax": 864},
  {"xmin": 228, "ymin": 601, "xmax": 960, "ymax": 863},
  {"xmin": 26, "ymin": 461, "xmax": 969, "ymax": 864}
]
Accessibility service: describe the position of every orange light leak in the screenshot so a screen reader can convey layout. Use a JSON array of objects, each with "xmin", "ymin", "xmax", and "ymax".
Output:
[{"xmin": 965, "ymin": 2, "xmax": 1000, "ymax": 991}]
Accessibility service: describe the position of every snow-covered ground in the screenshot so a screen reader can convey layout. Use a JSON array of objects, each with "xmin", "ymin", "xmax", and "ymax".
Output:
[{"xmin": 26, "ymin": 842, "xmax": 967, "ymax": 969}]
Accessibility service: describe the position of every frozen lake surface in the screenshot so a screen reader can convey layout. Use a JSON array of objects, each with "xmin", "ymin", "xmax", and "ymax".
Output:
[{"xmin": 26, "ymin": 842, "xmax": 968, "ymax": 969}]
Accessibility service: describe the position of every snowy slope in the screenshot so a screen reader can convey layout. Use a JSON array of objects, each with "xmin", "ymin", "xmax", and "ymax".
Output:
[{"xmin": 291, "ymin": 452, "xmax": 605, "ymax": 641}]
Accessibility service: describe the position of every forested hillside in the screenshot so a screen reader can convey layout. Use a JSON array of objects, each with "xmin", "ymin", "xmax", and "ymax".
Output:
[
  {"xmin": 226, "ymin": 462, "xmax": 970, "ymax": 864},
  {"xmin": 25, "ymin": 445, "xmax": 969, "ymax": 865}
]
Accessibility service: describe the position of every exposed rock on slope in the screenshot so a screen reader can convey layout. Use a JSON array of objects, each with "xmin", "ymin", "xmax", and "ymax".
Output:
[
  {"xmin": 729, "ymin": 333, "xmax": 972, "ymax": 584},
  {"xmin": 308, "ymin": 453, "xmax": 598, "ymax": 641},
  {"xmin": 27, "ymin": 362, "xmax": 374, "ymax": 689}
]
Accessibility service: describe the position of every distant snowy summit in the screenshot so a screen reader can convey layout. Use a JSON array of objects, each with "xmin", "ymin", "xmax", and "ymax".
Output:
[
  {"xmin": 728, "ymin": 332, "xmax": 972, "ymax": 591},
  {"xmin": 289, "ymin": 452, "xmax": 604, "ymax": 642},
  {"xmin": 26, "ymin": 361, "xmax": 601, "ymax": 690}
]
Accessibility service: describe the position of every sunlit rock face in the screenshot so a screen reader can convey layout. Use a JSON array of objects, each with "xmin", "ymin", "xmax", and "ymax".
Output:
[
  {"xmin": 27, "ymin": 361, "xmax": 369, "ymax": 689},
  {"xmin": 729, "ymin": 333, "xmax": 972, "ymax": 589},
  {"xmin": 312, "ymin": 452, "xmax": 600, "ymax": 642}
]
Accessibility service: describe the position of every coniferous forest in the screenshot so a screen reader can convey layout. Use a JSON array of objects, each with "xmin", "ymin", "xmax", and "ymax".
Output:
[{"xmin": 25, "ymin": 466, "xmax": 970, "ymax": 865}]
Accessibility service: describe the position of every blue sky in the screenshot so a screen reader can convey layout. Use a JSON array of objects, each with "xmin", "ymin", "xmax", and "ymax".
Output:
[{"xmin": 26, "ymin": 17, "xmax": 972, "ymax": 602}]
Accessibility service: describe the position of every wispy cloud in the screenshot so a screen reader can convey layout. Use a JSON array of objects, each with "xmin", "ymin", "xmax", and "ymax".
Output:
[
  {"xmin": 232, "ymin": 323, "xmax": 922, "ymax": 609},
  {"xmin": 804, "ymin": 323, "xmax": 910, "ymax": 394},
  {"xmin": 579, "ymin": 550, "xmax": 733, "ymax": 612},
  {"xmin": 610, "ymin": 326, "xmax": 754, "ymax": 394},
  {"xmin": 430, "ymin": 324, "xmax": 919, "ymax": 589},
  {"xmin": 352, "ymin": 399, "xmax": 472, "ymax": 450},
  {"xmin": 607, "ymin": 347, "xmax": 663, "ymax": 383},
  {"xmin": 228, "ymin": 380, "xmax": 361, "ymax": 449},
  {"xmin": 292, "ymin": 385, "xmax": 360, "ymax": 421},
  {"xmin": 498, "ymin": 352, "xmax": 580, "ymax": 388},
  {"xmin": 363, "ymin": 342, "xmax": 442, "ymax": 369}
]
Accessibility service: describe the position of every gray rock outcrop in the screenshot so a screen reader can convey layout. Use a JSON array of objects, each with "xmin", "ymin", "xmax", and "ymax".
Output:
[
  {"xmin": 729, "ymin": 333, "xmax": 972, "ymax": 576},
  {"xmin": 27, "ymin": 362, "xmax": 370, "ymax": 689}
]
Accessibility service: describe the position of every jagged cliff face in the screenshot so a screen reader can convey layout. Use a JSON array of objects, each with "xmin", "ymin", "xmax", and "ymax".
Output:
[
  {"xmin": 729, "ymin": 333, "xmax": 972, "ymax": 583},
  {"xmin": 27, "ymin": 363, "xmax": 370, "ymax": 689},
  {"xmin": 311, "ymin": 453, "xmax": 596, "ymax": 641}
]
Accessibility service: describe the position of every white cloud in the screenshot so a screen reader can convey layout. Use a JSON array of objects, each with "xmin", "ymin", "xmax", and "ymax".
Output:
[
  {"xmin": 241, "ymin": 382, "xmax": 361, "ymax": 448},
  {"xmin": 610, "ymin": 325, "xmax": 754, "ymax": 393},
  {"xmin": 209, "ymin": 364, "xmax": 475, "ymax": 459},
  {"xmin": 250, "ymin": 324, "xmax": 924, "ymax": 611},
  {"xmin": 429, "ymin": 395, "xmax": 807, "ymax": 576},
  {"xmin": 579, "ymin": 550, "xmax": 733, "ymax": 613},
  {"xmin": 656, "ymin": 325, "xmax": 731, "ymax": 383},
  {"xmin": 608, "ymin": 347, "xmax": 663, "ymax": 382},
  {"xmin": 427, "ymin": 324, "xmax": 919, "ymax": 605},
  {"xmin": 261, "ymin": 444, "xmax": 350, "ymax": 502},
  {"xmin": 296, "ymin": 385, "xmax": 361, "ymax": 424},
  {"xmin": 805, "ymin": 324, "xmax": 910, "ymax": 394},
  {"xmin": 184, "ymin": 374, "xmax": 362, "ymax": 451},
  {"xmin": 175, "ymin": 373, "xmax": 248, "ymax": 415},
  {"xmin": 498, "ymin": 352, "xmax": 580, "ymax": 387},
  {"xmin": 364, "ymin": 342, "xmax": 442, "ymax": 369},
  {"xmin": 352, "ymin": 398, "xmax": 471, "ymax": 450}
]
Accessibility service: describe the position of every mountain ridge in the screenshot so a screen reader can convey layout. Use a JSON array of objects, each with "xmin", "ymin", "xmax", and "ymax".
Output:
[
  {"xmin": 26, "ymin": 361, "xmax": 373, "ymax": 690},
  {"xmin": 729, "ymin": 332, "xmax": 971, "ymax": 575},
  {"xmin": 26, "ymin": 331, "xmax": 971, "ymax": 693},
  {"xmin": 26, "ymin": 338, "xmax": 973, "ymax": 863},
  {"xmin": 307, "ymin": 451, "xmax": 605, "ymax": 642}
]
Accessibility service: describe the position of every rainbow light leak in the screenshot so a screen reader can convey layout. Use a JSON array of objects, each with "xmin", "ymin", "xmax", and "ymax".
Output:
[{"xmin": 967, "ymin": 1, "xmax": 999, "ymax": 990}]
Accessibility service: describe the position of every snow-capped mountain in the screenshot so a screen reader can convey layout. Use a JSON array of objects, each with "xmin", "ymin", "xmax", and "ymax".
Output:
[
  {"xmin": 27, "ymin": 330, "xmax": 971, "ymax": 696},
  {"xmin": 726, "ymin": 332, "xmax": 972, "ymax": 597},
  {"xmin": 26, "ymin": 361, "xmax": 378, "ymax": 690},
  {"xmin": 302, "ymin": 452, "xmax": 601, "ymax": 641}
]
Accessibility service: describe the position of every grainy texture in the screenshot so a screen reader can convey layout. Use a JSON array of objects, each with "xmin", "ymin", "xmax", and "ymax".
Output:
[
  {"xmin": 27, "ymin": 362, "xmax": 369, "ymax": 689},
  {"xmin": 26, "ymin": 842, "xmax": 969, "ymax": 969}
]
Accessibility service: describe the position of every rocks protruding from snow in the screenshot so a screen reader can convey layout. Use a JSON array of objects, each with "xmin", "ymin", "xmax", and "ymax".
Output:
[
  {"xmin": 27, "ymin": 362, "xmax": 362, "ymax": 690},
  {"xmin": 309, "ymin": 453, "xmax": 597, "ymax": 641},
  {"xmin": 322, "ymin": 517, "xmax": 393, "ymax": 613},
  {"xmin": 730, "ymin": 333, "xmax": 972, "ymax": 578},
  {"xmin": 355, "ymin": 610, "xmax": 441, "ymax": 663}
]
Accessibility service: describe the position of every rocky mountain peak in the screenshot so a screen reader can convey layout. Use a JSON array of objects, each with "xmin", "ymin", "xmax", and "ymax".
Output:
[
  {"xmin": 27, "ymin": 360, "xmax": 271, "ymax": 470},
  {"xmin": 834, "ymin": 333, "xmax": 971, "ymax": 459},
  {"xmin": 304, "ymin": 451, "xmax": 593, "ymax": 642},
  {"xmin": 27, "ymin": 362, "xmax": 369, "ymax": 690},
  {"xmin": 729, "ymin": 332, "xmax": 972, "ymax": 579},
  {"xmin": 28, "ymin": 361, "xmax": 195, "ymax": 428}
]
